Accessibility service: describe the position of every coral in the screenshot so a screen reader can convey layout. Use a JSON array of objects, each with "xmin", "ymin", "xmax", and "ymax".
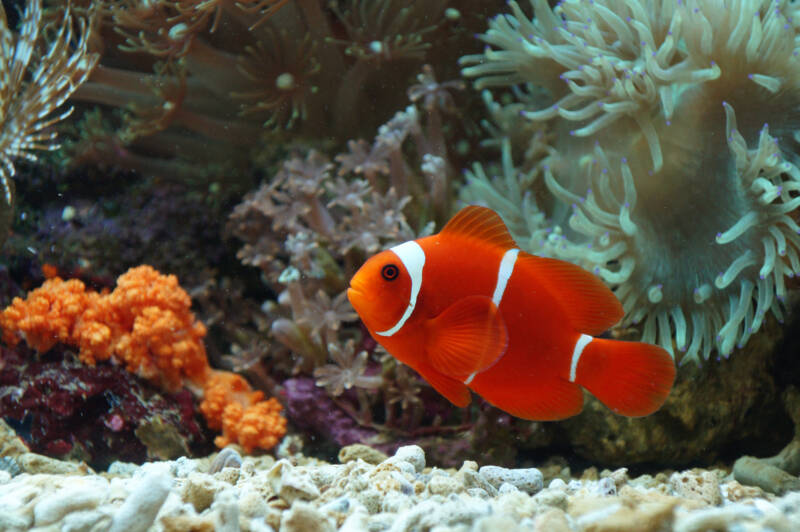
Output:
[
  {"xmin": 0, "ymin": 277, "xmax": 95, "ymax": 354},
  {"xmin": 0, "ymin": 344, "xmax": 212, "ymax": 468},
  {"xmin": 102, "ymin": 265, "xmax": 209, "ymax": 387},
  {"xmin": 108, "ymin": 469, "xmax": 172, "ymax": 532},
  {"xmin": 233, "ymin": 29, "xmax": 320, "ymax": 130},
  {"xmin": 199, "ymin": 370, "xmax": 287, "ymax": 453},
  {"xmin": 0, "ymin": 265, "xmax": 286, "ymax": 453},
  {"xmin": 0, "ymin": 265, "xmax": 208, "ymax": 389},
  {"xmin": 229, "ymin": 71, "xmax": 482, "ymax": 455},
  {"xmin": 282, "ymin": 377, "xmax": 378, "ymax": 448},
  {"xmin": 313, "ymin": 340, "xmax": 381, "ymax": 397},
  {"xmin": 58, "ymin": 0, "xmax": 476, "ymax": 182},
  {"xmin": 460, "ymin": 0, "xmax": 800, "ymax": 363},
  {"xmin": 0, "ymin": 0, "xmax": 97, "ymax": 246}
]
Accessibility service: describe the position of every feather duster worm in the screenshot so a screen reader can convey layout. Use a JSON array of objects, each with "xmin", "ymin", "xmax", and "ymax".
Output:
[{"xmin": 461, "ymin": 0, "xmax": 800, "ymax": 363}]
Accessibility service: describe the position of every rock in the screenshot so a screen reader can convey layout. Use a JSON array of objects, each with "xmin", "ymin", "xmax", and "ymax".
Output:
[
  {"xmin": 569, "ymin": 495, "xmax": 677, "ymax": 532},
  {"xmin": 33, "ymin": 476, "xmax": 108, "ymax": 525},
  {"xmin": 210, "ymin": 489, "xmax": 239, "ymax": 532},
  {"xmin": 479, "ymin": 465, "xmax": 544, "ymax": 494},
  {"xmin": 108, "ymin": 469, "xmax": 172, "ymax": 532},
  {"xmin": 427, "ymin": 473, "xmax": 461, "ymax": 496},
  {"xmin": 18, "ymin": 453, "xmax": 89, "ymax": 475},
  {"xmin": 267, "ymin": 460, "xmax": 321, "ymax": 504},
  {"xmin": 733, "ymin": 455, "xmax": 800, "ymax": 495},
  {"xmin": 0, "ymin": 420, "xmax": 28, "ymax": 458},
  {"xmin": 2, "ymin": 441, "xmax": 800, "ymax": 531},
  {"xmin": 182, "ymin": 472, "xmax": 219, "ymax": 512},
  {"xmin": 339, "ymin": 509, "xmax": 369, "ymax": 532},
  {"xmin": 670, "ymin": 470, "xmax": 722, "ymax": 505},
  {"xmin": 533, "ymin": 508, "xmax": 571, "ymax": 532},
  {"xmin": 723, "ymin": 480, "xmax": 766, "ymax": 502},
  {"xmin": 280, "ymin": 501, "xmax": 335, "ymax": 532},
  {"xmin": 338, "ymin": 444, "xmax": 388, "ymax": 465},
  {"xmin": 392, "ymin": 445, "xmax": 425, "ymax": 473}
]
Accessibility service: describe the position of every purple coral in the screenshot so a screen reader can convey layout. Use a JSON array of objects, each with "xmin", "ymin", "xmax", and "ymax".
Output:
[{"xmin": 282, "ymin": 377, "xmax": 378, "ymax": 447}]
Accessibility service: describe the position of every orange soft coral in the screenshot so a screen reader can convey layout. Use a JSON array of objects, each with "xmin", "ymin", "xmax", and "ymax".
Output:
[
  {"xmin": 106, "ymin": 266, "xmax": 210, "ymax": 388},
  {"xmin": 0, "ymin": 277, "xmax": 96, "ymax": 353},
  {"xmin": 0, "ymin": 265, "xmax": 287, "ymax": 452},
  {"xmin": 199, "ymin": 370, "xmax": 287, "ymax": 453}
]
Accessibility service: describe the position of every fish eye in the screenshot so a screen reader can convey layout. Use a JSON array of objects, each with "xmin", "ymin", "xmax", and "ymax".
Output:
[{"xmin": 381, "ymin": 263, "xmax": 399, "ymax": 281}]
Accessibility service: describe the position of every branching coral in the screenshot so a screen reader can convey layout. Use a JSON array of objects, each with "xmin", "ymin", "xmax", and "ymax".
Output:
[
  {"xmin": 0, "ymin": 265, "xmax": 286, "ymax": 452},
  {"xmin": 460, "ymin": 0, "xmax": 800, "ymax": 364}
]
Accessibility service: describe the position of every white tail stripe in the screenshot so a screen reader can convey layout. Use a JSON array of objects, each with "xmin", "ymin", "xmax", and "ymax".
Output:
[
  {"xmin": 377, "ymin": 241, "xmax": 426, "ymax": 337},
  {"xmin": 492, "ymin": 248, "xmax": 519, "ymax": 307},
  {"xmin": 569, "ymin": 334, "xmax": 593, "ymax": 382},
  {"xmin": 463, "ymin": 371, "xmax": 477, "ymax": 385}
]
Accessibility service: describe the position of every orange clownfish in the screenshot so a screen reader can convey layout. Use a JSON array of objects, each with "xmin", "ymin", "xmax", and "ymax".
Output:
[{"xmin": 347, "ymin": 206, "xmax": 676, "ymax": 420}]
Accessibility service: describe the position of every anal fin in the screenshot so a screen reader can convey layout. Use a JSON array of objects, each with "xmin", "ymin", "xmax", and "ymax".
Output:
[
  {"xmin": 416, "ymin": 362, "xmax": 471, "ymax": 407},
  {"xmin": 485, "ymin": 378, "xmax": 584, "ymax": 421}
]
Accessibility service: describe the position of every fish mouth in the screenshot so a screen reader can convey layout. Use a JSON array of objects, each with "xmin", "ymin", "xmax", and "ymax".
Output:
[{"xmin": 346, "ymin": 286, "xmax": 364, "ymax": 309}]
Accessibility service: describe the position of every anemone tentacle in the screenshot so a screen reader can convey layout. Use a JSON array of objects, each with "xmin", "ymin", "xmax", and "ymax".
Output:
[{"xmin": 461, "ymin": 0, "xmax": 800, "ymax": 364}]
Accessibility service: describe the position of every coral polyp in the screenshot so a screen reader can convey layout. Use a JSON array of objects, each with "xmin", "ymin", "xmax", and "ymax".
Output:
[{"xmin": 461, "ymin": 0, "xmax": 800, "ymax": 363}]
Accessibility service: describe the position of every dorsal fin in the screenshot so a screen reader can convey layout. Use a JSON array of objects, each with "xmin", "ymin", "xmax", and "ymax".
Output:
[{"xmin": 440, "ymin": 206, "xmax": 517, "ymax": 250}]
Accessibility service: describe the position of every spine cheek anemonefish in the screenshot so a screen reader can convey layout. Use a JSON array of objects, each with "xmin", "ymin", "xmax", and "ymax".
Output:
[{"xmin": 347, "ymin": 206, "xmax": 676, "ymax": 421}]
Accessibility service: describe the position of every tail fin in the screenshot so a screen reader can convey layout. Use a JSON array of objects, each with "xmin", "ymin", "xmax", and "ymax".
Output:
[{"xmin": 574, "ymin": 337, "xmax": 675, "ymax": 417}]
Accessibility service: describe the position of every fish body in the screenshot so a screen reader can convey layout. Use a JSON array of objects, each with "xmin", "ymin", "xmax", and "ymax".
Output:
[{"xmin": 347, "ymin": 206, "xmax": 676, "ymax": 420}]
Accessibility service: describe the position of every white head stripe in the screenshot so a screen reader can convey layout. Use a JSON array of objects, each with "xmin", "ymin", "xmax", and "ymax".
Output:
[
  {"xmin": 376, "ymin": 240, "xmax": 425, "ymax": 337},
  {"xmin": 492, "ymin": 248, "xmax": 519, "ymax": 307},
  {"xmin": 569, "ymin": 334, "xmax": 593, "ymax": 382}
]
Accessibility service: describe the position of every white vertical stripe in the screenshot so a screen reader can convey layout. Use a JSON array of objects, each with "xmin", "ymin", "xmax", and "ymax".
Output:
[
  {"xmin": 569, "ymin": 334, "xmax": 593, "ymax": 382},
  {"xmin": 377, "ymin": 241, "xmax": 426, "ymax": 337},
  {"xmin": 461, "ymin": 248, "xmax": 519, "ymax": 386},
  {"xmin": 492, "ymin": 248, "xmax": 519, "ymax": 307}
]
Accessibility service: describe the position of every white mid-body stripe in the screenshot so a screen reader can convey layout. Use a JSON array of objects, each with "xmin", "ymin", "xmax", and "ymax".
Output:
[
  {"xmin": 462, "ymin": 248, "xmax": 520, "ymax": 385},
  {"xmin": 569, "ymin": 334, "xmax": 593, "ymax": 382},
  {"xmin": 492, "ymin": 248, "xmax": 519, "ymax": 307},
  {"xmin": 377, "ymin": 241, "xmax": 426, "ymax": 337}
]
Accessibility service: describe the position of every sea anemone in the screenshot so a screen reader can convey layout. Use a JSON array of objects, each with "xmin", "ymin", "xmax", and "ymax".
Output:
[{"xmin": 460, "ymin": 0, "xmax": 800, "ymax": 364}]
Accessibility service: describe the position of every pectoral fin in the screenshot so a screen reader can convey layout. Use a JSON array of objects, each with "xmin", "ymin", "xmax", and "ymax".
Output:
[{"xmin": 424, "ymin": 295, "xmax": 508, "ymax": 380}]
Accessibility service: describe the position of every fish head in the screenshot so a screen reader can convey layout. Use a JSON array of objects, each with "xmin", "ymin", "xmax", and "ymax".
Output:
[{"xmin": 347, "ymin": 248, "xmax": 415, "ymax": 335}]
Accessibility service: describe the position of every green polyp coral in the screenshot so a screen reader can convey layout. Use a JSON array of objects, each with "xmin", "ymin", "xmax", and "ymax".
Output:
[{"xmin": 460, "ymin": 0, "xmax": 800, "ymax": 364}]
